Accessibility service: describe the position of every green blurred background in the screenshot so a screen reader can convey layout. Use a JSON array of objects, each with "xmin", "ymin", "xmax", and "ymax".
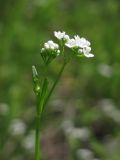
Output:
[{"xmin": 0, "ymin": 0, "xmax": 120, "ymax": 160}]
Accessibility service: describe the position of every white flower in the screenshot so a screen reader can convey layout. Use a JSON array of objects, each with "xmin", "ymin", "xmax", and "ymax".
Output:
[
  {"xmin": 65, "ymin": 34, "xmax": 94, "ymax": 58},
  {"xmin": 46, "ymin": 40, "xmax": 59, "ymax": 49},
  {"xmin": 42, "ymin": 40, "xmax": 59, "ymax": 52},
  {"xmin": 80, "ymin": 46, "xmax": 94, "ymax": 58},
  {"xmin": 41, "ymin": 40, "xmax": 60, "ymax": 64},
  {"xmin": 65, "ymin": 35, "xmax": 91, "ymax": 50},
  {"xmin": 65, "ymin": 38, "xmax": 77, "ymax": 48},
  {"xmin": 41, "ymin": 32, "xmax": 94, "ymax": 59},
  {"xmin": 44, "ymin": 43, "xmax": 49, "ymax": 49},
  {"xmin": 54, "ymin": 31, "xmax": 69, "ymax": 40},
  {"xmin": 74, "ymin": 35, "xmax": 90, "ymax": 48}
]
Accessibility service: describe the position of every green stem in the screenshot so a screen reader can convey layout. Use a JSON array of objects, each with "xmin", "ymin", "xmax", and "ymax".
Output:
[
  {"xmin": 38, "ymin": 78, "xmax": 48, "ymax": 115},
  {"xmin": 35, "ymin": 78, "xmax": 48, "ymax": 160},
  {"xmin": 35, "ymin": 115, "xmax": 41, "ymax": 160},
  {"xmin": 34, "ymin": 61, "xmax": 67, "ymax": 160},
  {"xmin": 44, "ymin": 61, "xmax": 67, "ymax": 107}
]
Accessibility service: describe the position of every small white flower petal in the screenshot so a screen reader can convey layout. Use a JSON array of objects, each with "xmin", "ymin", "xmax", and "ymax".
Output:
[
  {"xmin": 83, "ymin": 46, "xmax": 91, "ymax": 53},
  {"xmin": 74, "ymin": 35, "xmax": 81, "ymax": 42},
  {"xmin": 54, "ymin": 31, "xmax": 69, "ymax": 40},
  {"xmin": 44, "ymin": 43, "xmax": 49, "ymax": 49},
  {"xmin": 43, "ymin": 40, "xmax": 59, "ymax": 51},
  {"xmin": 54, "ymin": 31, "xmax": 64, "ymax": 39},
  {"xmin": 74, "ymin": 36, "xmax": 91, "ymax": 48},
  {"xmin": 65, "ymin": 38, "xmax": 77, "ymax": 48},
  {"xmin": 50, "ymin": 45, "xmax": 54, "ymax": 49},
  {"xmin": 84, "ymin": 53, "xmax": 94, "ymax": 58},
  {"xmin": 48, "ymin": 40, "xmax": 53, "ymax": 44},
  {"xmin": 81, "ymin": 46, "xmax": 94, "ymax": 58},
  {"xmin": 54, "ymin": 44, "xmax": 59, "ymax": 49},
  {"xmin": 79, "ymin": 37, "xmax": 91, "ymax": 47},
  {"xmin": 64, "ymin": 35, "xmax": 70, "ymax": 41}
]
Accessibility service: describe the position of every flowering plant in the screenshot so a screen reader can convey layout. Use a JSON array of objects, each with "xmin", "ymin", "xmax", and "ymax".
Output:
[{"xmin": 32, "ymin": 31, "xmax": 94, "ymax": 160}]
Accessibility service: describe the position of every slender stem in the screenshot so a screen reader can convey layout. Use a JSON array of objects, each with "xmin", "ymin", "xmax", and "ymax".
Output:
[
  {"xmin": 35, "ymin": 95, "xmax": 42, "ymax": 160},
  {"xmin": 38, "ymin": 78, "xmax": 48, "ymax": 115},
  {"xmin": 35, "ymin": 115, "xmax": 41, "ymax": 160},
  {"xmin": 35, "ymin": 78, "xmax": 48, "ymax": 160},
  {"xmin": 34, "ymin": 61, "xmax": 67, "ymax": 160},
  {"xmin": 44, "ymin": 61, "xmax": 67, "ymax": 107}
]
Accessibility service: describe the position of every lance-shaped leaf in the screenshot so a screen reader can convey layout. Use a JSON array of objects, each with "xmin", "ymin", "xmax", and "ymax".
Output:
[
  {"xmin": 32, "ymin": 65, "xmax": 40, "ymax": 95},
  {"xmin": 37, "ymin": 78, "xmax": 49, "ymax": 115}
]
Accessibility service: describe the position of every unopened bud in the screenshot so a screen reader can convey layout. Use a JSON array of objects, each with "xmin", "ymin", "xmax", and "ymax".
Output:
[
  {"xmin": 32, "ymin": 66, "xmax": 40, "ymax": 95},
  {"xmin": 32, "ymin": 66, "xmax": 38, "ymax": 83}
]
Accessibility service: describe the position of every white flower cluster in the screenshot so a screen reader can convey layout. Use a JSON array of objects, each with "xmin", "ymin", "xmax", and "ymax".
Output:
[
  {"xmin": 41, "ymin": 31, "xmax": 94, "ymax": 61},
  {"xmin": 41, "ymin": 40, "xmax": 60, "ymax": 55},
  {"xmin": 54, "ymin": 31, "xmax": 94, "ymax": 58}
]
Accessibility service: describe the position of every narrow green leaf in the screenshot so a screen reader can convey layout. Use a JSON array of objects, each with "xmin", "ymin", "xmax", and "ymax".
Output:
[
  {"xmin": 37, "ymin": 78, "xmax": 49, "ymax": 115},
  {"xmin": 32, "ymin": 65, "xmax": 40, "ymax": 95}
]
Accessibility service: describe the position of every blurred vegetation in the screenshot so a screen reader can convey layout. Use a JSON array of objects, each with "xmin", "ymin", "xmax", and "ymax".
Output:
[{"xmin": 0, "ymin": 0, "xmax": 120, "ymax": 160}]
